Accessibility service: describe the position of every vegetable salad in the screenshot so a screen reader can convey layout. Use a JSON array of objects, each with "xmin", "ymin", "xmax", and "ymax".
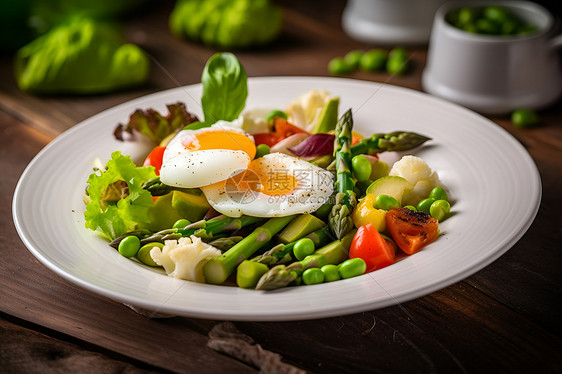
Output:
[{"xmin": 84, "ymin": 53, "xmax": 451, "ymax": 290}]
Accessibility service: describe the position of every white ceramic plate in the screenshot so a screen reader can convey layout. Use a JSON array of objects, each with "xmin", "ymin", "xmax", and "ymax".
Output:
[{"xmin": 13, "ymin": 77, "xmax": 541, "ymax": 321}]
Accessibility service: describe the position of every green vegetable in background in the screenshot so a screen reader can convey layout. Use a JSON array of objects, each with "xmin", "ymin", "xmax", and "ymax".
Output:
[
  {"xmin": 84, "ymin": 151, "xmax": 157, "ymax": 240},
  {"xmin": 15, "ymin": 17, "xmax": 150, "ymax": 94},
  {"xmin": 446, "ymin": 6, "xmax": 537, "ymax": 36},
  {"xmin": 511, "ymin": 109, "xmax": 539, "ymax": 129},
  {"xmin": 328, "ymin": 57, "xmax": 352, "ymax": 75},
  {"xmin": 169, "ymin": 0, "xmax": 282, "ymax": 49},
  {"xmin": 200, "ymin": 52, "xmax": 248, "ymax": 125},
  {"xmin": 359, "ymin": 49, "xmax": 386, "ymax": 72}
]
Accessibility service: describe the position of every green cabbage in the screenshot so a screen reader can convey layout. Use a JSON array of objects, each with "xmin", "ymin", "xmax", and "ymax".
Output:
[
  {"xmin": 14, "ymin": 17, "xmax": 150, "ymax": 94},
  {"xmin": 169, "ymin": 0, "xmax": 282, "ymax": 49},
  {"xmin": 84, "ymin": 151, "xmax": 156, "ymax": 240}
]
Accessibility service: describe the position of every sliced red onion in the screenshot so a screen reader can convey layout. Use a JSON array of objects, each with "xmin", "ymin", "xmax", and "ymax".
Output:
[
  {"xmin": 269, "ymin": 133, "xmax": 310, "ymax": 156},
  {"xmin": 288, "ymin": 133, "xmax": 335, "ymax": 159}
]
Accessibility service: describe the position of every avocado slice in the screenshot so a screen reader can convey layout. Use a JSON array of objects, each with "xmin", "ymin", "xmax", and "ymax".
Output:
[
  {"xmin": 149, "ymin": 192, "xmax": 184, "ymax": 231},
  {"xmin": 277, "ymin": 214, "xmax": 325, "ymax": 244},
  {"xmin": 312, "ymin": 97, "xmax": 339, "ymax": 134},
  {"xmin": 171, "ymin": 190, "xmax": 211, "ymax": 222}
]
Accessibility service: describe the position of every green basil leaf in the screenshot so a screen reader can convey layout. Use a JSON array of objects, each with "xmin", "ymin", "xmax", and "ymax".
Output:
[{"xmin": 200, "ymin": 52, "xmax": 247, "ymax": 125}]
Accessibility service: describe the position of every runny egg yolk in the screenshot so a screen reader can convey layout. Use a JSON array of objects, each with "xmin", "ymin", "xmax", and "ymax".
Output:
[
  {"xmin": 181, "ymin": 130, "xmax": 256, "ymax": 159},
  {"xmin": 216, "ymin": 158, "xmax": 299, "ymax": 197}
]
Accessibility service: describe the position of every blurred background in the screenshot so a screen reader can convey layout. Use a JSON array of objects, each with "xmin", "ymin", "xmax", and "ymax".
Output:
[{"xmin": 1, "ymin": 0, "xmax": 559, "ymax": 97}]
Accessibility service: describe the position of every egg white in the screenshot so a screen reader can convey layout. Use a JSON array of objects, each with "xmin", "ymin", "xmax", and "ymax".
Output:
[
  {"xmin": 160, "ymin": 127, "xmax": 254, "ymax": 188},
  {"xmin": 201, "ymin": 153, "xmax": 334, "ymax": 217}
]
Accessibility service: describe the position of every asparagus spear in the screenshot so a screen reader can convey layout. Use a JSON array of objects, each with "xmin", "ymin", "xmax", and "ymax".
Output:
[
  {"xmin": 143, "ymin": 176, "xmax": 201, "ymax": 196},
  {"xmin": 236, "ymin": 261, "xmax": 270, "ymax": 289},
  {"xmin": 255, "ymin": 229, "xmax": 356, "ymax": 290},
  {"xmin": 329, "ymin": 109, "xmax": 357, "ymax": 240},
  {"xmin": 251, "ymin": 225, "xmax": 333, "ymax": 266},
  {"xmin": 239, "ymin": 226, "xmax": 334, "ymax": 288},
  {"xmin": 350, "ymin": 131, "xmax": 431, "ymax": 157},
  {"xmin": 109, "ymin": 215, "xmax": 263, "ymax": 248},
  {"xmin": 207, "ymin": 236, "xmax": 244, "ymax": 252},
  {"xmin": 203, "ymin": 215, "xmax": 296, "ymax": 285}
]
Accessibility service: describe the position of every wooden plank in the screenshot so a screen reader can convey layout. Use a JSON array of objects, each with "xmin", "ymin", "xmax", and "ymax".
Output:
[
  {"xmin": 0, "ymin": 316, "xmax": 159, "ymax": 374},
  {"xmin": 236, "ymin": 283, "xmax": 562, "ymax": 373}
]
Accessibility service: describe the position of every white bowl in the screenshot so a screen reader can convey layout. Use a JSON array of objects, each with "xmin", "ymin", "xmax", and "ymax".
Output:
[
  {"xmin": 422, "ymin": 0, "xmax": 562, "ymax": 115},
  {"xmin": 342, "ymin": 0, "xmax": 447, "ymax": 45}
]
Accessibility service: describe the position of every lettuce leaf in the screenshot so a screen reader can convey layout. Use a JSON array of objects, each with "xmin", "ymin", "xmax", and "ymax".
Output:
[
  {"xmin": 84, "ymin": 151, "xmax": 157, "ymax": 240},
  {"xmin": 113, "ymin": 102, "xmax": 199, "ymax": 143}
]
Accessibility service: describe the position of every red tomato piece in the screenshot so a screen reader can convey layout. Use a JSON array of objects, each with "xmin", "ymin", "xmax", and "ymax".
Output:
[
  {"xmin": 253, "ymin": 133, "xmax": 281, "ymax": 147},
  {"xmin": 143, "ymin": 146, "xmax": 166, "ymax": 175},
  {"xmin": 253, "ymin": 118, "xmax": 308, "ymax": 147},
  {"xmin": 350, "ymin": 223, "xmax": 396, "ymax": 273},
  {"xmin": 385, "ymin": 207, "xmax": 439, "ymax": 255},
  {"xmin": 273, "ymin": 117, "xmax": 308, "ymax": 139}
]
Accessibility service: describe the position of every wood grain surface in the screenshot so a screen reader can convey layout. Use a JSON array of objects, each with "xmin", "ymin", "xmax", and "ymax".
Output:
[{"xmin": 1, "ymin": 1, "xmax": 561, "ymax": 373}]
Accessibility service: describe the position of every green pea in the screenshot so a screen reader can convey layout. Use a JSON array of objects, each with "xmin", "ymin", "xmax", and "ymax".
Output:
[
  {"xmin": 386, "ymin": 56, "xmax": 409, "ymax": 76},
  {"xmin": 351, "ymin": 155, "xmax": 372, "ymax": 182},
  {"xmin": 293, "ymin": 238, "xmax": 315, "ymax": 261},
  {"xmin": 321, "ymin": 264, "xmax": 341, "ymax": 282},
  {"xmin": 343, "ymin": 50, "xmax": 364, "ymax": 69},
  {"xmin": 328, "ymin": 57, "xmax": 352, "ymax": 75},
  {"xmin": 429, "ymin": 186, "xmax": 449, "ymax": 202},
  {"xmin": 483, "ymin": 6, "xmax": 510, "ymax": 23},
  {"xmin": 255, "ymin": 143, "xmax": 271, "ymax": 159},
  {"xmin": 501, "ymin": 19, "xmax": 518, "ymax": 35},
  {"xmin": 475, "ymin": 18, "xmax": 501, "ymax": 34},
  {"xmin": 374, "ymin": 194, "xmax": 400, "ymax": 210},
  {"xmin": 302, "ymin": 268, "xmax": 325, "ymax": 285},
  {"xmin": 266, "ymin": 109, "xmax": 288, "ymax": 122},
  {"xmin": 388, "ymin": 47, "xmax": 408, "ymax": 61},
  {"xmin": 137, "ymin": 242, "xmax": 163, "ymax": 267},
  {"xmin": 118, "ymin": 236, "xmax": 141, "ymax": 258},
  {"xmin": 511, "ymin": 109, "xmax": 539, "ymax": 129},
  {"xmin": 458, "ymin": 7, "xmax": 478, "ymax": 26},
  {"xmin": 417, "ymin": 197, "xmax": 436, "ymax": 214},
  {"xmin": 359, "ymin": 49, "xmax": 387, "ymax": 72},
  {"xmin": 404, "ymin": 205, "xmax": 417, "ymax": 211},
  {"xmin": 173, "ymin": 218, "xmax": 191, "ymax": 229},
  {"xmin": 338, "ymin": 258, "xmax": 367, "ymax": 279},
  {"xmin": 429, "ymin": 199, "xmax": 451, "ymax": 221}
]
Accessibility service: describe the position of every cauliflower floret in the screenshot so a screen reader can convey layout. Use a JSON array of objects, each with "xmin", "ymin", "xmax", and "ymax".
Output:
[
  {"xmin": 285, "ymin": 89, "xmax": 334, "ymax": 132},
  {"xmin": 214, "ymin": 109, "xmax": 274, "ymax": 134},
  {"xmin": 150, "ymin": 236, "xmax": 221, "ymax": 283},
  {"xmin": 236, "ymin": 109, "xmax": 274, "ymax": 134},
  {"xmin": 389, "ymin": 155, "xmax": 442, "ymax": 206}
]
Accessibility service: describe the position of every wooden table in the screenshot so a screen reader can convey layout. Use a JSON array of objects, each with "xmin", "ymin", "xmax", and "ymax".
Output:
[{"xmin": 2, "ymin": 1, "xmax": 561, "ymax": 372}]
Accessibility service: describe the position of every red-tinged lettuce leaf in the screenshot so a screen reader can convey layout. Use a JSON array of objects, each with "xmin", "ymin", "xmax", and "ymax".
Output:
[
  {"xmin": 113, "ymin": 102, "xmax": 199, "ymax": 143},
  {"xmin": 84, "ymin": 151, "xmax": 157, "ymax": 240},
  {"xmin": 288, "ymin": 133, "xmax": 335, "ymax": 160}
]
